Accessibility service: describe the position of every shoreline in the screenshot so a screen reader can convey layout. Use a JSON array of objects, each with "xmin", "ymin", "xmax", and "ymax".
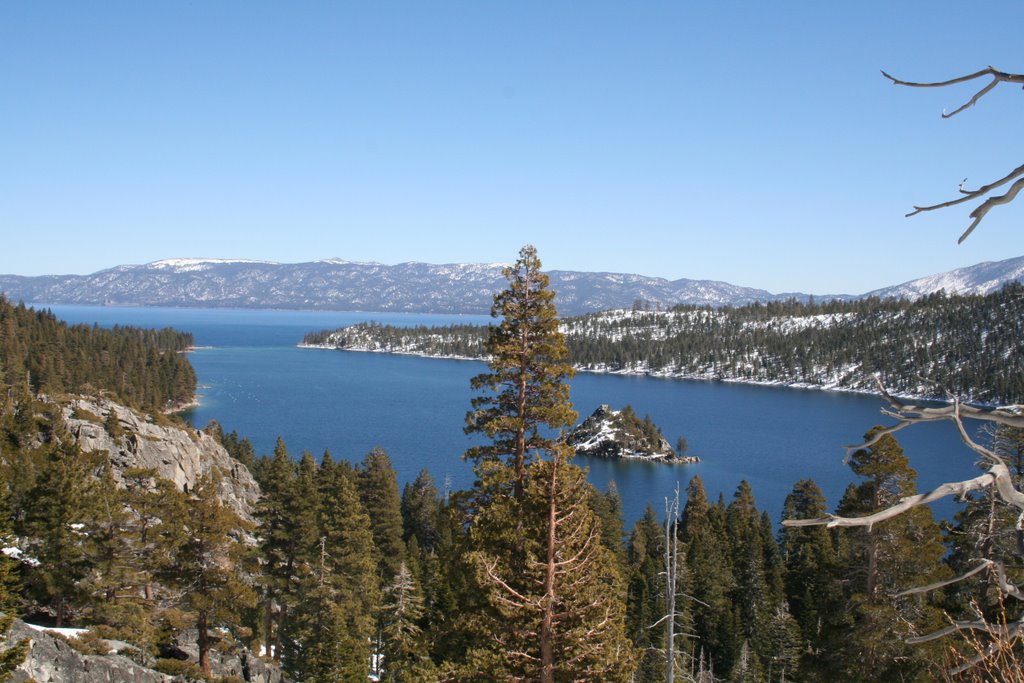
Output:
[
  {"xmin": 296, "ymin": 342, "xmax": 975, "ymax": 406},
  {"xmin": 166, "ymin": 398, "xmax": 200, "ymax": 414}
]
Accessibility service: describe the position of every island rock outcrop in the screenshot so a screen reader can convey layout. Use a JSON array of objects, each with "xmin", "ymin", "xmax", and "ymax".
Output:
[{"xmin": 563, "ymin": 405, "xmax": 698, "ymax": 463}]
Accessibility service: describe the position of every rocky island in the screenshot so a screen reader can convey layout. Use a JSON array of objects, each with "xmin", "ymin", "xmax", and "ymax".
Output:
[{"xmin": 563, "ymin": 405, "xmax": 699, "ymax": 464}]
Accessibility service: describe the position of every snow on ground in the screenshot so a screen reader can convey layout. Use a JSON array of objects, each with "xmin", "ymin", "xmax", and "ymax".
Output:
[{"xmin": 26, "ymin": 623, "xmax": 89, "ymax": 639}]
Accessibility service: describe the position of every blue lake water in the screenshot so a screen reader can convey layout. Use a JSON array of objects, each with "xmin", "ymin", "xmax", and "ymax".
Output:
[{"xmin": 43, "ymin": 304, "xmax": 981, "ymax": 526}]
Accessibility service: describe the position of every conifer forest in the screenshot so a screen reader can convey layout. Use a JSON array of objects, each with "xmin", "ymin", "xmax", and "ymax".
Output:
[{"xmin": 0, "ymin": 244, "xmax": 1023, "ymax": 683}]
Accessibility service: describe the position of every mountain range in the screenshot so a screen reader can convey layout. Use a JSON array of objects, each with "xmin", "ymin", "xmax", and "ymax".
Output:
[{"xmin": 1, "ymin": 255, "xmax": 1022, "ymax": 316}]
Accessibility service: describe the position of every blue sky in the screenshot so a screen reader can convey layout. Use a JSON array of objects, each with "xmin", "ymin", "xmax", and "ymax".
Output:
[{"xmin": 2, "ymin": 2, "xmax": 1022, "ymax": 294}]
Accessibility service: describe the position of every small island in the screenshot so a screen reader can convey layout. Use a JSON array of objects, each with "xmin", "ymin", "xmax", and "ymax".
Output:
[{"xmin": 563, "ymin": 404, "xmax": 699, "ymax": 464}]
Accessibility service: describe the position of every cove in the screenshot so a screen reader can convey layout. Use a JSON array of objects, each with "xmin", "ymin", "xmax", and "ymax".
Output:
[{"xmin": 43, "ymin": 304, "xmax": 979, "ymax": 524}]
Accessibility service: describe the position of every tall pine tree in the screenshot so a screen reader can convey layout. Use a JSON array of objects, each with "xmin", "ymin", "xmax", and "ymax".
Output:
[
  {"xmin": 458, "ymin": 246, "xmax": 635, "ymax": 682},
  {"xmin": 464, "ymin": 245, "xmax": 577, "ymax": 500}
]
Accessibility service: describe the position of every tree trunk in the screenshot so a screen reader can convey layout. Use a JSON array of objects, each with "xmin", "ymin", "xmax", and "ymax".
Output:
[
  {"xmin": 274, "ymin": 604, "xmax": 287, "ymax": 662},
  {"xmin": 540, "ymin": 456, "xmax": 558, "ymax": 683},
  {"xmin": 263, "ymin": 597, "xmax": 273, "ymax": 658},
  {"xmin": 198, "ymin": 610, "xmax": 211, "ymax": 678}
]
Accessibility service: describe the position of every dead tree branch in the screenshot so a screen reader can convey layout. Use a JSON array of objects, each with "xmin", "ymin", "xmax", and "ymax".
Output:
[
  {"xmin": 784, "ymin": 377, "xmax": 1024, "ymax": 674},
  {"xmin": 881, "ymin": 67, "xmax": 1024, "ymax": 118},
  {"xmin": 781, "ymin": 470, "xmax": 997, "ymax": 531},
  {"xmin": 883, "ymin": 66, "xmax": 1024, "ymax": 241}
]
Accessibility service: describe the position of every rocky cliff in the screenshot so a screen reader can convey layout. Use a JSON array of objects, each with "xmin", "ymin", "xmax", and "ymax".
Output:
[
  {"xmin": 7, "ymin": 619, "xmax": 283, "ymax": 683},
  {"xmin": 9, "ymin": 619, "xmax": 172, "ymax": 683},
  {"xmin": 61, "ymin": 396, "xmax": 260, "ymax": 522},
  {"xmin": 563, "ymin": 405, "xmax": 697, "ymax": 463}
]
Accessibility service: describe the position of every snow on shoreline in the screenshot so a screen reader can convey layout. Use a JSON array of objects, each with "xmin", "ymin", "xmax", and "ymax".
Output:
[{"xmin": 296, "ymin": 343, "xmax": 964, "ymax": 405}]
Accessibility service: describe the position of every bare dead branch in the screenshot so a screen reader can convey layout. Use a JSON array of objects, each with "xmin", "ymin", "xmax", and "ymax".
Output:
[
  {"xmin": 883, "ymin": 66, "xmax": 1024, "ymax": 240},
  {"xmin": 905, "ymin": 617, "xmax": 1021, "ymax": 645},
  {"xmin": 895, "ymin": 560, "xmax": 993, "ymax": 598},
  {"xmin": 881, "ymin": 67, "xmax": 1024, "ymax": 118},
  {"xmin": 872, "ymin": 376, "xmax": 1024, "ymax": 430},
  {"xmin": 782, "ymin": 470, "xmax": 996, "ymax": 531},
  {"xmin": 906, "ymin": 163, "xmax": 1024, "ymax": 217},
  {"xmin": 959, "ymin": 176, "xmax": 1024, "ymax": 243}
]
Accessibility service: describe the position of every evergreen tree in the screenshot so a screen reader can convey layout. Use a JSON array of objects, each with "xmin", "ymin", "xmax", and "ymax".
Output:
[
  {"xmin": 401, "ymin": 469, "xmax": 441, "ymax": 553},
  {"xmin": 380, "ymin": 561, "xmax": 434, "ymax": 682},
  {"xmin": 728, "ymin": 639, "xmax": 766, "ymax": 683},
  {"xmin": 283, "ymin": 537, "xmax": 368, "ymax": 683},
  {"xmin": 306, "ymin": 454, "xmax": 380, "ymax": 680},
  {"xmin": 457, "ymin": 246, "xmax": 635, "ymax": 682},
  {"xmin": 464, "ymin": 245, "xmax": 577, "ymax": 499},
  {"xmin": 943, "ymin": 424, "xmax": 1024, "ymax": 665},
  {"xmin": 357, "ymin": 447, "xmax": 406, "ymax": 579},
  {"xmin": 162, "ymin": 471, "xmax": 255, "ymax": 678},
  {"xmin": 590, "ymin": 480, "xmax": 628, "ymax": 572},
  {"xmin": 0, "ymin": 472, "xmax": 27, "ymax": 680},
  {"xmin": 778, "ymin": 479, "xmax": 843, "ymax": 676},
  {"xmin": 681, "ymin": 476, "xmax": 735, "ymax": 673},
  {"xmin": 726, "ymin": 481, "xmax": 773, "ymax": 666},
  {"xmin": 760, "ymin": 603, "xmax": 801, "ymax": 683},
  {"xmin": 80, "ymin": 465, "xmax": 152, "ymax": 640},
  {"xmin": 465, "ymin": 456, "xmax": 637, "ymax": 682},
  {"xmin": 21, "ymin": 437, "xmax": 102, "ymax": 627},
  {"xmin": 254, "ymin": 436, "xmax": 296, "ymax": 659},
  {"xmin": 830, "ymin": 429, "xmax": 949, "ymax": 681},
  {"xmin": 625, "ymin": 506, "xmax": 669, "ymax": 683}
]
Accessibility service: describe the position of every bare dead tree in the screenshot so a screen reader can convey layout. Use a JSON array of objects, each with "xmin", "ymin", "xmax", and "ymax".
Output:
[
  {"xmin": 783, "ymin": 377, "xmax": 1024, "ymax": 672},
  {"xmin": 882, "ymin": 66, "xmax": 1024, "ymax": 242},
  {"xmin": 648, "ymin": 484, "xmax": 707, "ymax": 682},
  {"xmin": 783, "ymin": 67, "xmax": 1024, "ymax": 674}
]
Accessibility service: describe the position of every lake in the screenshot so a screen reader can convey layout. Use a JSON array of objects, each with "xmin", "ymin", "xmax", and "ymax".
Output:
[{"xmin": 43, "ymin": 304, "xmax": 980, "ymax": 525}]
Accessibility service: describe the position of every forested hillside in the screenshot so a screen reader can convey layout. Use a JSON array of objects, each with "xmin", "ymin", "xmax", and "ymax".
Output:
[
  {"xmin": 303, "ymin": 283, "xmax": 1024, "ymax": 404},
  {"xmin": 0, "ymin": 296, "xmax": 196, "ymax": 411},
  {"xmin": 0, "ymin": 264, "xmax": 1020, "ymax": 680}
]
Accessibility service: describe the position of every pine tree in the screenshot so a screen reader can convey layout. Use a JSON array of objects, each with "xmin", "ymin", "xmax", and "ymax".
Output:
[
  {"xmin": 726, "ymin": 481, "xmax": 773, "ymax": 667},
  {"xmin": 300, "ymin": 454, "xmax": 380, "ymax": 680},
  {"xmin": 380, "ymin": 561, "xmax": 434, "ymax": 682},
  {"xmin": 162, "ymin": 471, "xmax": 255, "ymax": 678},
  {"xmin": 457, "ymin": 246, "xmax": 635, "ymax": 682},
  {"xmin": 590, "ymin": 480, "xmax": 628, "ymax": 573},
  {"xmin": 21, "ymin": 437, "xmax": 102, "ymax": 626},
  {"xmin": 466, "ymin": 456, "xmax": 637, "ymax": 682},
  {"xmin": 284, "ymin": 537, "xmax": 369, "ymax": 683},
  {"xmin": 625, "ymin": 506, "xmax": 668, "ymax": 683},
  {"xmin": 830, "ymin": 428, "xmax": 949, "ymax": 681},
  {"xmin": 0, "ymin": 471, "xmax": 26, "ymax": 680},
  {"xmin": 943, "ymin": 424, "xmax": 1024, "ymax": 667},
  {"xmin": 681, "ymin": 476, "xmax": 735, "ymax": 672},
  {"xmin": 401, "ymin": 469, "xmax": 441, "ymax": 553},
  {"xmin": 254, "ymin": 436, "xmax": 296, "ymax": 659},
  {"xmin": 464, "ymin": 245, "xmax": 577, "ymax": 499},
  {"xmin": 778, "ymin": 479, "xmax": 842, "ymax": 675},
  {"xmin": 357, "ymin": 447, "xmax": 406, "ymax": 579},
  {"xmin": 81, "ymin": 464, "xmax": 151, "ymax": 640},
  {"xmin": 760, "ymin": 603, "xmax": 801, "ymax": 683}
]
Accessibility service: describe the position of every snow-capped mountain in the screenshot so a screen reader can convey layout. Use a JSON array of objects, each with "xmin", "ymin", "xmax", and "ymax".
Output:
[
  {"xmin": 1, "ymin": 255, "xmax": 1021, "ymax": 316},
  {"xmin": 863, "ymin": 255, "xmax": 1024, "ymax": 300}
]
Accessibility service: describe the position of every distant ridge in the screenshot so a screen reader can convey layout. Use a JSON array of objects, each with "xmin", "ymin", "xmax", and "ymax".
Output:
[
  {"xmin": 1, "ymin": 255, "xmax": 1022, "ymax": 316},
  {"xmin": 863, "ymin": 255, "xmax": 1024, "ymax": 300}
]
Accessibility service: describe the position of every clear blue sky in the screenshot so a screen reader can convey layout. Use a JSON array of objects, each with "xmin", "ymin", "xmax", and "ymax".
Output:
[{"xmin": 2, "ymin": 2, "xmax": 1022, "ymax": 294}]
